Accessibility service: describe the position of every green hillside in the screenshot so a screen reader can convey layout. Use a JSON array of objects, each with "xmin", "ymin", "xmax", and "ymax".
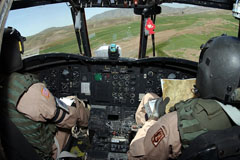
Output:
[
  {"xmin": 24, "ymin": 8, "xmax": 238, "ymax": 61},
  {"xmin": 146, "ymin": 11, "xmax": 238, "ymax": 61}
]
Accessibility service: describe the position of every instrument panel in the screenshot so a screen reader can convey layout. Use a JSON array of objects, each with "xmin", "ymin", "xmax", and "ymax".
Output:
[
  {"xmin": 37, "ymin": 64, "xmax": 195, "ymax": 107},
  {"xmin": 23, "ymin": 54, "xmax": 197, "ymax": 160}
]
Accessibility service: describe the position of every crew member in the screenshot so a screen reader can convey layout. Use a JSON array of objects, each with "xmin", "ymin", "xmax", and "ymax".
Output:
[
  {"xmin": 0, "ymin": 27, "xmax": 89, "ymax": 159},
  {"xmin": 128, "ymin": 35, "xmax": 240, "ymax": 159}
]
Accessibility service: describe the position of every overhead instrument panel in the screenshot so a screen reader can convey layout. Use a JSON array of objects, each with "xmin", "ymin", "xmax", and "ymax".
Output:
[
  {"xmin": 11, "ymin": 0, "xmax": 235, "ymax": 10},
  {"xmin": 23, "ymin": 54, "xmax": 197, "ymax": 160}
]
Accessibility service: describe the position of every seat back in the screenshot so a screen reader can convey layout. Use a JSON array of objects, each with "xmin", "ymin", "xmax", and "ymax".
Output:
[
  {"xmin": 0, "ymin": 27, "xmax": 41, "ymax": 160},
  {"xmin": 178, "ymin": 126, "xmax": 240, "ymax": 160},
  {"xmin": 0, "ymin": 115, "xmax": 41, "ymax": 160}
]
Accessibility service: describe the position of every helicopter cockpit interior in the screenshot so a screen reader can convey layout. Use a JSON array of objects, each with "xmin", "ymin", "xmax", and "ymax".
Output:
[{"xmin": 1, "ymin": 0, "xmax": 240, "ymax": 159}]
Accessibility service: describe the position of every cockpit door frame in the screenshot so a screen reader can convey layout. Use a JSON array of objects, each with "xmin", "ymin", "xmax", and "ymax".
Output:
[{"xmin": 0, "ymin": 0, "xmax": 14, "ymax": 55}]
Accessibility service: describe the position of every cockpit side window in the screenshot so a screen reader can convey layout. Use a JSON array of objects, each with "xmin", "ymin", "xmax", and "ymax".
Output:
[{"xmin": 5, "ymin": 3, "xmax": 79, "ymax": 58}]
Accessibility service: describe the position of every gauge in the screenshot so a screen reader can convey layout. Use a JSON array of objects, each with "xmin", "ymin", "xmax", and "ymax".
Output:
[
  {"xmin": 113, "ymin": 74, "xmax": 118, "ymax": 80},
  {"xmin": 112, "ymin": 92, "xmax": 117, "ymax": 97},
  {"xmin": 119, "ymin": 74, "xmax": 124, "ymax": 79},
  {"xmin": 120, "ymin": 67, "xmax": 127, "ymax": 73},
  {"xmin": 118, "ymin": 92, "xmax": 123, "ymax": 97},
  {"xmin": 50, "ymin": 80, "xmax": 57, "ymax": 88},
  {"xmin": 73, "ymin": 71, "xmax": 80, "ymax": 87},
  {"xmin": 112, "ymin": 80, "xmax": 118, "ymax": 86},
  {"xmin": 145, "ymin": 89, "xmax": 151, "ymax": 93},
  {"xmin": 73, "ymin": 81, "xmax": 80, "ymax": 88},
  {"xmin": 62, "ymin": 69, "xmax": 70, "ymax": 76},
  {"xmin": 130, "ymin": 93, "xmax": 135, "ymax": 98},
  {"xmin": 130, "ymin": 75, "xmax": 136, "ymax": 79},
  {"xmin": 124, "ymin": 87, "xmax": 129, "ymax": 93},
  {"xmin": 130, "ymin": 81, "xmax": 136, "ymax": 86},
  {"xmin": 130, "ymin": 99, "xmax": 135, "ymax": 104},
  {"xmin": 50, "ymin": 69, "xmax": 58, "ymax": 77},
  {"xmin": 124, "ymin": 74, "xmax": 130, "ymax": 80},
  {"xmin": 183, "ymin": 75, "xmax": 189, "ymax": 79},
  {"xmin": 73, "ymin": 71, "xmax": 80, "ymax": 78},
  {"xmin": 168, "ymin": 73, "xmax": 176, "ymax": 79},
  {"xmin": 118, "ymin": 87, "xmax": 123, "ymax": 92},
  {"xmin": 43, "ymin": 76, "xmax": 48, "ymax": 81},
  {"xmin": 147, "ymin": 71, "xmax": 154, "ymax": 77},
  {"xmin": 130, "ymin": 87, "xmax": 135, "ymax": 92},
  {"xmin": 118, "ymin": 80, "xmax": 124, "ymax": 86},
  {"xmin": 61, "ymin": 82, "xmax": 69, "ymax": 92},
  {"xmin": 147, "ymin": 80, "xmax": 153, "ymax": 86},
  {"xmin": 156, "ymin": 86, "xmax": 162, "ymax": 92}
]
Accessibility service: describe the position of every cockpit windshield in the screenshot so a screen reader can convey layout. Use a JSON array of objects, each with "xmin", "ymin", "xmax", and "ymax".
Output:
[
  {"xmin": 6, "ymin": 2, "xmax": 238, "ymax": 61},
  {"xmin": 87, "ymin": 8, "xmax": 139, "ymax": 58}
]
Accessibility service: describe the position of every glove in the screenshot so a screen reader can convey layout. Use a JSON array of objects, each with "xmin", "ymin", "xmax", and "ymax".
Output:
[{"xmin": 144, "ymin": 97, "xmax": 170, "ymax": 120}]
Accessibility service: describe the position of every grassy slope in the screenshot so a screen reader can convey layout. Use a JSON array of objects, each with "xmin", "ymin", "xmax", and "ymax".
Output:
[
  {"xmin": 26, "ymin": 9, "xmax": 238, "ymax": 61},
  {"xmin": 147, "ymin": 11, "xmax": 238, "ymax": 60}
]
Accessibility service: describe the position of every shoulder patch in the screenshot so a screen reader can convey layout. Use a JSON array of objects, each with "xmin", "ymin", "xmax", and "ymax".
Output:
[
  {"xmin": 151, "ymin": 128, "xmax": 165, "ymax": 147},
  {"xmin": 41, "ymin": 87, "xmax": 50, "ymax": 98}
]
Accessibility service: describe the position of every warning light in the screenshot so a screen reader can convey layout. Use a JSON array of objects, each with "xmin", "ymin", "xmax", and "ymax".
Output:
[
  {"xmin": 94, "ymin": 73, "xmax": 102, "ymax": 81},
  {"xmin": 134, "ymin": 0, "xmax": 138, "ymax": 5}
]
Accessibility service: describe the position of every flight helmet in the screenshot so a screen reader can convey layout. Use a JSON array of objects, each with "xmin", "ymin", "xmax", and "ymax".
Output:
[
  {"xmin": 0, "ymin": 27, "xmax": 26, "ymax": 74},
  {"xmin": 196, "ymin": 35, "xmax": 240, "ymax": 103}
]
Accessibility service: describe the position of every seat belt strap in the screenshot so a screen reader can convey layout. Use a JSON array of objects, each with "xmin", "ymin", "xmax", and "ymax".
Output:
[{"xmin": 54, "ymin": 137, "xmax": 77, "ymax": 160}]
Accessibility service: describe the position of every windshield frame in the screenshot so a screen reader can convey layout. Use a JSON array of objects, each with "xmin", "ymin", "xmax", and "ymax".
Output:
[{"xmin": 0, "ymin": 0, "xmax": 237, "ymax": 60}]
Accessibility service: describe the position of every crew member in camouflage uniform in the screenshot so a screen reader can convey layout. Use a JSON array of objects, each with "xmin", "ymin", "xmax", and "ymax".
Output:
[
  {"xmin": 128, "ymin": 35, "xmax": 240, "ymax": 160},
  {"xmin": 0, "ymin": 27, "xmax": 89, "ymax": 159}
]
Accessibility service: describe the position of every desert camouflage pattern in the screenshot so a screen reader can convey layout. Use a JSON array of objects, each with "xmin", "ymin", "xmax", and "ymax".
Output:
[
  {"xmin": 17, "ymin": 83, "xmax": 89, "ymax": 159},
  {"xmin": 128, "ymin": 93, "xmax": 181, "ymax": 160}
]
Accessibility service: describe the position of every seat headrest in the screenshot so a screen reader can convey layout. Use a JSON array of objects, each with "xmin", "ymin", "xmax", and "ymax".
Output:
[{"xmin": 0, "ymin": 27, "xmax": 26, "ymax": 74}]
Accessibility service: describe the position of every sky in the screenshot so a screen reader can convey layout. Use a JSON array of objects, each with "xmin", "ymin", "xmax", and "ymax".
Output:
[{"xmin": 5, "ymin": 3, "xmax": 195, "ymax": 37}]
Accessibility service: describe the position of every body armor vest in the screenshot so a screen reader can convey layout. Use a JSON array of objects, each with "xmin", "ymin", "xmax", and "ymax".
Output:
[
  {"xmin": 0, "ymin": 72, "xmax": 56, "ymax": 159},
  {"xmin": 172, "ymin": 98, "xmax": 233, "ymax": 148}
]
